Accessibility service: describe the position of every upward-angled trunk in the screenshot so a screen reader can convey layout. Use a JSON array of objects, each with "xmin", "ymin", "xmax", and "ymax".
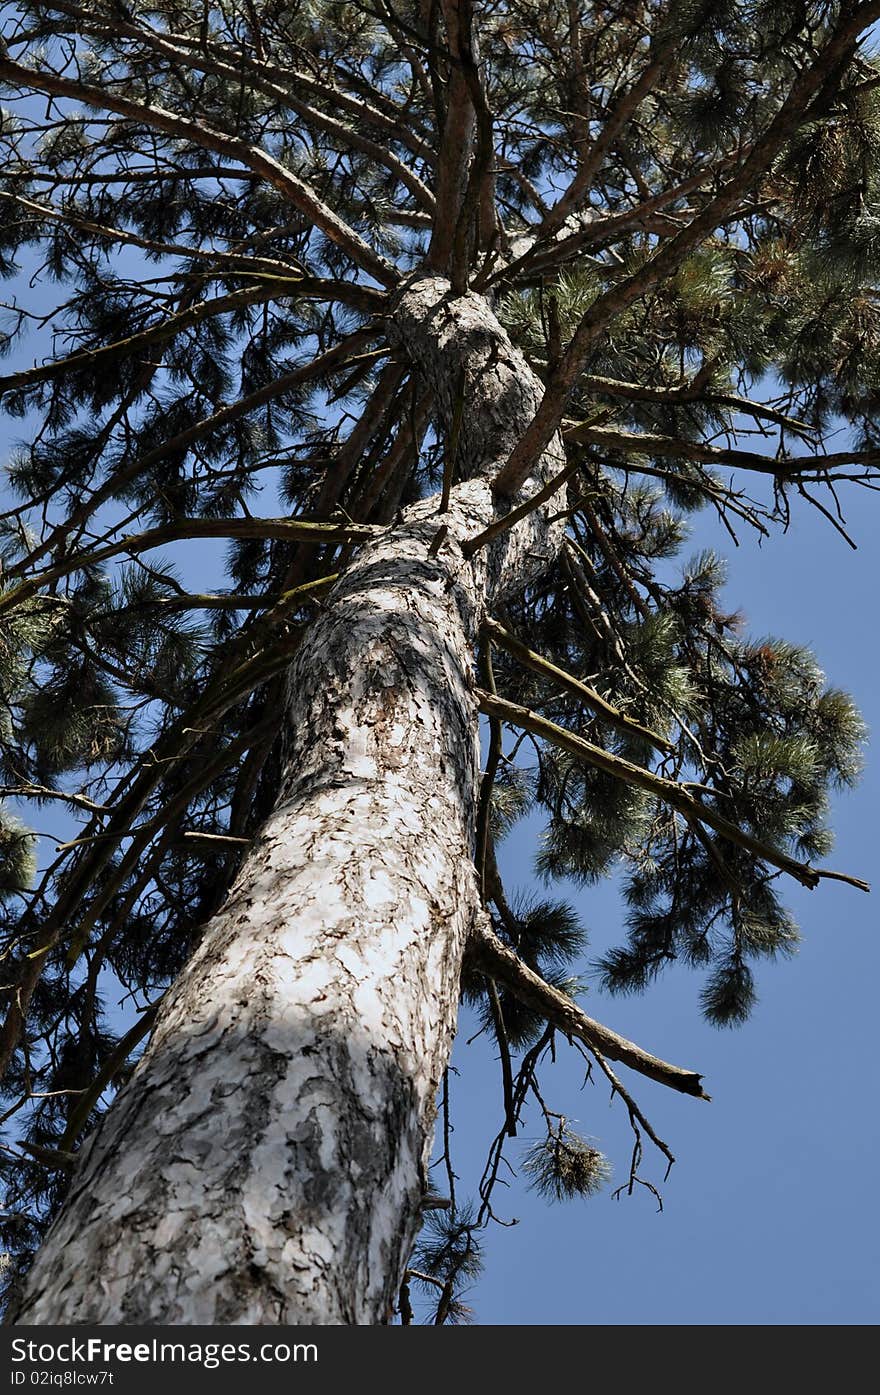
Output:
[{"xmin": 15, "ymin": 277, "xmax": 566, "ymax": 1325}]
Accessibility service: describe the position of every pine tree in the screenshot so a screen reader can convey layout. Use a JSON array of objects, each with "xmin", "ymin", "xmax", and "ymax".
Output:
[{"xmin": 0, "ymin": 0, "xmax": 877, "ymax": 1324}]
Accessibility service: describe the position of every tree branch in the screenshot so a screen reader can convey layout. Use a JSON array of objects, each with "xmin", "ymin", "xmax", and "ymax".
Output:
[
  {"xmin": 575, "ymin": 375, "xmax": 818, "ymax": 438},
  {"xmin": 0, "ymin": 519, "xmax": 377, "ymax": 617},
  {"xmin": 35, "ymin": 5, "xmax": 437, "ymax": 212},
  {"xmin": 462, "ymin": 455, "xmax": 580, "ymax": 554},
  {"xmin": 0, "ymin": 54, "xmax": 399, "ymax": 287},
  {"xmin": 475, "ymin": 689, "xmax": 871, "ymax": 894},
  {"xmin": 470, "ymin": 919, "xmax": 708, "ymax": 1099},
  {"xmin": 540, "ymin": 40, "xmax": 672, "ymax": 238},
  {"xmin": 480, "ymin": 615, "xmax": 671, "ymax": 752},
  {"xmin": 5, "ymin": 330, "xmax": 380, "ymax": 581},
  {"xmin": 492, "ymin": 3, "xmax": 880, "ymax": 495},
  {"xmin": 0, "ymin": 189, "xmax": 306, "ymax": 279},
  {"xmin": 0, "ymin": 285, "xmax": 290, "ymax": 398},
  {"xmin": 59, "ymin": 1005, "xmax": 160, "ymax": 1152},
  {"xmin": 564, "ymin": 423, "xmax": 880, "ymax": 481}
]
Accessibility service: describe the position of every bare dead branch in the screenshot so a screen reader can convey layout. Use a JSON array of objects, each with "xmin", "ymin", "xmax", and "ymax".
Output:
[{"xmin": 470, "ymin": 918, "xmax": 709, "ymax": 1099}]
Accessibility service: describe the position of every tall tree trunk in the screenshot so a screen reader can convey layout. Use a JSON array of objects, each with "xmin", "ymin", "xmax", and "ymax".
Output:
[{"xmin": 14, "ymin": 277, "xmax": 566, "ymax": 1324}]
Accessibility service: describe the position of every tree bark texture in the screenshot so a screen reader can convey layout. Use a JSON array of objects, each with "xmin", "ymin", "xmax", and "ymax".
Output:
[{"xmin": 15, "ymin": 277, "xmax": 566, "ymax": 1324}]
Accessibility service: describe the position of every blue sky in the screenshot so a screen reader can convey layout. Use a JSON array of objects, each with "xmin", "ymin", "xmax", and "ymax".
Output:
[{"xmin": 443, "ymin": 494, "xmax": 880, "ymax": 1326}]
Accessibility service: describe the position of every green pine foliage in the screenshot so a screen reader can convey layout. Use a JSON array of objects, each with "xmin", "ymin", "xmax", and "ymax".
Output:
[
  {"xmin": 523, "ymin": 1126, "xmax": 612, "ymax": 1202},
  {"xmin": 0, "ymin": 809, "xmax": 35, "ymax": 898},
  {"xmin": 408, "ymin": 1207, "xmax": 485, "ymax": 1324}
]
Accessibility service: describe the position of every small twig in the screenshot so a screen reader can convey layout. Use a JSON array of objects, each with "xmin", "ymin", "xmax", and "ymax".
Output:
[
  {"xmin": 589, "ymin": 1045, "xmax": 675, "ymax": 1178},
  {"xmin": 180, "ymin": 832, "xmax": 253, "ymax": 849},
  {"xmin": 486, "ymin": 978, "xmax": 517, "ymax": 1138},
  {"xmin": 441, "ymin": 1069, "xmax": 456, "ymax": 1217},
  {"xmin": 463, "ymin": 457, "xmax": 579, "ymax": 555},
  {"xmin": 440, "ymin": 366, "xmax": 467, "ymax": 514},
  {"xmin": 482, "ymin": 615, "xmax": 671, "ymax": 752}
]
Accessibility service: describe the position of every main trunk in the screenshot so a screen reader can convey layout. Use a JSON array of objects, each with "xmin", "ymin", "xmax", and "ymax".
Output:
[{"xmin": 15, "ymin": 277, "xmax": 566, "ymax": 1324}]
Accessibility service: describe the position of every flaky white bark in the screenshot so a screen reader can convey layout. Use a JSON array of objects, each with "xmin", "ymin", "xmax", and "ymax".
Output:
[{"xmin": 15, "ymin": 277, "xmax": 566, "ymax": 1324}]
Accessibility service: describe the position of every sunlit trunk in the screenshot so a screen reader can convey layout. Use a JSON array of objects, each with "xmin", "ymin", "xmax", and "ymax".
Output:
[{"xmin": 15, "ymin": 277, "xmax": 566, "ymax": 1324}]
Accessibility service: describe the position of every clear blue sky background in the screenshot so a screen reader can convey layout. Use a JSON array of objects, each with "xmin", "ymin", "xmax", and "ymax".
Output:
[{"xmin": 445, "ymin": 497, "xmax": 879, "ymax": 1326}]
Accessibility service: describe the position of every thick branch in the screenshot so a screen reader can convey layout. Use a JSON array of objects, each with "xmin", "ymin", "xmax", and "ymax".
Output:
[
  {"xmin": 0, "ymin": 519, "xmax": 378, "ymax": 616},
  {"xmin": 470, "ymin": 920, "xmax": 708, "ymax": 1099},
  {"xmin": 426, "ymin": 1, "xmax": 477, "ymax": 273}
]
